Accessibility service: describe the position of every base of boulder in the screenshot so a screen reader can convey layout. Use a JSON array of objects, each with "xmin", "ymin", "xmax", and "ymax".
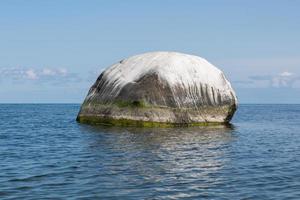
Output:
[
  {"xmin": 77, "ymin": 102, "xmax": 236, "ymax": 127},
  {"xmin": 76, "ymin": 115, "xmax": 229, "ymax": 127}
]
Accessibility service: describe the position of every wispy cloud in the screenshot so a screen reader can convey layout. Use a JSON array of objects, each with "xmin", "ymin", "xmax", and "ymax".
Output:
[
  {"xmin": 0, "ymin": 67, "xmax": 82, "ymax": 84},
  {"xmin": 25, "ymin": 69, "xmax": 38, "ymax": 80},
  {"xmin": 248, "ymin": 71, "xmax": 300, "ymax": 88},
  {"xmin": 217, "ymin": 57, "xmax": 300, "ymax": 88}
]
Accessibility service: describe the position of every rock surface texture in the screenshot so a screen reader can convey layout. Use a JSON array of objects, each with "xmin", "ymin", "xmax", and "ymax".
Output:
[{"xmin": 77, "ymin": 52, "xmax": 237, "ymax": 127}]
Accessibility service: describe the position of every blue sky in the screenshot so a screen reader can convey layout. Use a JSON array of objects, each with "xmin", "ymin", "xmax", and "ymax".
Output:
[{"xmin": 1, "ymin": 0, "xmax": 300, "ymax": 103}]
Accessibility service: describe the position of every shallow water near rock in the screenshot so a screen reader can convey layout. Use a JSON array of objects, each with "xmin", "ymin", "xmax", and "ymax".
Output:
[{"xmin": 1, "ymin": 104, "xmax": 300, "ymax": 199}]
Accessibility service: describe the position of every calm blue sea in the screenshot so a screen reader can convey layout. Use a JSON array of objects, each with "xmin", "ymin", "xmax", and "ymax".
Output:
[{"xmin": 0, "ymin": 104, "xmax": 300, "ymax": 199}]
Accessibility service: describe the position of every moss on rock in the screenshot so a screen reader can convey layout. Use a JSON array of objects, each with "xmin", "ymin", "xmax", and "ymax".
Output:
[{"xmin": 76, "ymin": 115, "xmax": 226, "ymax": 127}]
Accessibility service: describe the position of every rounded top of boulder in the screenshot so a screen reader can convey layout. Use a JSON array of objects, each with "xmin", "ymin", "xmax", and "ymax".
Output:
[{"xmin": 102, "ymin": 51, "xmax": 234, "ymax": 96}]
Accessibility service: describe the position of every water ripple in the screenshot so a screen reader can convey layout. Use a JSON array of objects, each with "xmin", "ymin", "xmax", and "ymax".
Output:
[{"xmin": 0, "ymin": 104, "xmax": 300, "ymax": 199}]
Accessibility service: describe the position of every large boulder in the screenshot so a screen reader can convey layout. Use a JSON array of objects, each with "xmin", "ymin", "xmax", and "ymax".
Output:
[{"xmin": 77, "ymin": 52, "xmax": 237, "ymax": 127}]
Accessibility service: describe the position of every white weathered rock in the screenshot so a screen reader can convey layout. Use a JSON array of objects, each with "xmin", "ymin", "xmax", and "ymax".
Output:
[{"xmin": 77, "ymin": 52, "xmax": 237, "ymax": 126}]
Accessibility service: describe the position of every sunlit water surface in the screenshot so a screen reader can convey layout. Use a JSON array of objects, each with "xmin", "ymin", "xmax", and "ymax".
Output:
[{"xmin": 1, "ymin": 104, "xmax": 300, "ymax": 199}]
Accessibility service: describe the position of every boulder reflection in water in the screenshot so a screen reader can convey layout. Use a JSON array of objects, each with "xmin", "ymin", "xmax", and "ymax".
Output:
[{"xmin": 80, "ymin": 125, "xmax": 235, "ymax": 198}]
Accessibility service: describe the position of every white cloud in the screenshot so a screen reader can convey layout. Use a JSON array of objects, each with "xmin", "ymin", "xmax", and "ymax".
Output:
[
  {"xmin": 216, "ymin": 57, "xmax": 300, "ymax": 87},
  {"xmin": 41, "ymin": 68, "xmax": 68, "ymax": 77},
  {"xmin": 274, "ymin": 71, "xmax": 297, "ymax": 88},
  {"xmin": 58, "ymin": 68, "xmax": 67, "ymax": 76},
  {"xmin": 25, "ymin": 69, "xmax": 38, "ymax": 80},
  {"xmin": 0, "ymin": 67, "xmax": 81, "ymax": 84},
  {"xmin": 279, "ymin": 71, "xmax": 293, "ymax": 77},
  {"xmin": 248, "ymin": 71, "xmax": 300, "ymax": 88},
  {"xmin": 42, "ymin": 68, "xmax": 56, "ymax": 76}
]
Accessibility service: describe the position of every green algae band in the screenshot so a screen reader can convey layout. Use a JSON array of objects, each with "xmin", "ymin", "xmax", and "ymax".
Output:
[
  {"xmin": 77, "ymin": 52, "xmax": 238, "ymax": 127},
  {"xmin": 76, "ymin": 115, "xmax": 227, "ymax": 127}
]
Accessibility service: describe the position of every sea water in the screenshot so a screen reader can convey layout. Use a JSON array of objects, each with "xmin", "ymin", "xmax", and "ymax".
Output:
[{"xmin": 0, "ymin": 104, "xmax": 300, "ymax": 199}]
